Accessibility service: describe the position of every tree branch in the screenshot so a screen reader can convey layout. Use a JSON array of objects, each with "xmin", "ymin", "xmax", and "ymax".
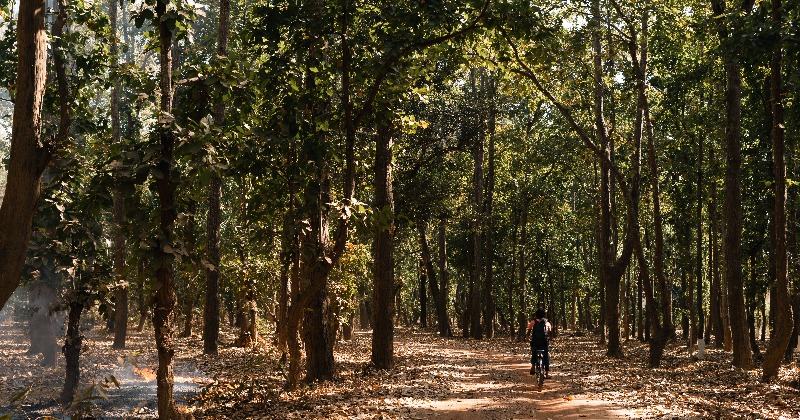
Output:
[
  {"xmin": 498, "ymin": 28, "xmax": 630, "ymax": 199},
  {"xmin": 353, "ymin": 0, "xmax": 490, "ymax": 127}
]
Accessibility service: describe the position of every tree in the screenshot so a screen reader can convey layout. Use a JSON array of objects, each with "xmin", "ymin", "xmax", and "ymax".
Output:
[
  {"xmin": 761, "ymin": 0, "xmax": 794, "ymax": 382},
  {"xmin": 711, "ymin": 0, "xmax": 755, "ymax": 369},
  {"xmin": 203, "ymin": 0, "xmax": 230, "ymax": 356},
  {"xmin": 482, "ymin": 73, "xmax": 497, "ymax": 339},
  {"xmin": 110, "ymin": 0, "xmax": 128, "ymax": 351},
  {"xmin": 372, "ymin": 123, "xmax": 396, "ymax": 369},
  {"xmin": 150, "ymin": 0, "xmax": 187, "ymax": 416},
  {"xmin": 0, "ymin": 0, "xmax": 50, "ymax": 312}
]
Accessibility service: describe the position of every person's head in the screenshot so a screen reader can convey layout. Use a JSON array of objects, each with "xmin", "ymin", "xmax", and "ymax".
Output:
[{"xmin": 535, "ymin": 308, "xmax": 546, "ymax": 320}]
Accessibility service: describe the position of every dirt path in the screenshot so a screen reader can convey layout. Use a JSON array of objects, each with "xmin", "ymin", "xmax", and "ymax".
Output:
[
  {"xmin": 1, "ymin": 319, "xmax": 633, "ymax": 419},
  {"xmin": 398, "ymin": 340, "xmax": 632, "ymax": 419}
]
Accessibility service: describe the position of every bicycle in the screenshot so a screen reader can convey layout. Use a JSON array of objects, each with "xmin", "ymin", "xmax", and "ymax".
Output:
[{"xmin": 533, "ymin": 349, "xmax": 546, "ymax": 389}]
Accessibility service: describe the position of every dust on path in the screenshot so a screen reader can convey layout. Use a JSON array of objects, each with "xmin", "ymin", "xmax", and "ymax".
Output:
[{"xmin": 401, "ymin": 338, "xmax": 633, "ymax": 419}]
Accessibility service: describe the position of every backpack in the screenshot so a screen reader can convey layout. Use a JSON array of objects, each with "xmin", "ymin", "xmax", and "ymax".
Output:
[{"xmin": 530, "ymin": 318, "xmax": 548, "ymax": 348}]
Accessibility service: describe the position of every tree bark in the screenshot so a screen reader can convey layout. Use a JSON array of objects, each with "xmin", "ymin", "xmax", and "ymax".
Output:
[
  {"xmin": 152, "ymin": 1, "xmax": 185, "ymax": 417},
  {"xmin": 0, "ymin": 0, "xmax": 50, "ymax": 312},
  {"xmin": 594, "ymin": 0, "xmax": 635, "ymax": 358},
  {"xmin": 746, "ymin": 255, "xmax": 762, "ymax": 361},
  {"xmin": 180, "ymin": 293, "xmax": 195, "ymax": 338},
  {"xmin": 437, "ymin": 221, "xmax": 451, "ymax": 336},
  {"xmin": 468, "ymin": 68, "xmax": 484, "ymax": 340},
  {"xmin": 135, "ymin": 258, "xmax": 149, "ymax": 332},
  {"xmin": 516, "ymin": 205, "xmax": 529, "ymax": 341},
  {"xmin": 709, "ymin": 147, "xmax": 724, "ymax": 347},
  {"xmin": 60, "ymin": 299, "xmax": 84, "ymax": 405},
  {"xmin": 630, "ymin": 9, "xmax": 674, "ymax": 366},
  {"xmin": 372, "ymin": 125, "xmax": 395, "ymax": 369},
  {"xmin": 695, "ymin": 134, "xmax": 704, "ymax": 343},
  {"xmin": 482, "ymin": 74, "xmax": 496, "ymax": 339},
  {"xmin": 286, "ymin": 0, "xmax": 356, "ymax": 386},
  {"xmin": 110, "ymin": 0, "xmax": 128, "ymax": 351},
  {"xmin": 419, "ymin": 263, "xmax": 428, "ymax": 328},
  {"xmin": 762, "ymin": 0, "xmax": 793, "ymax": 380},
  {"xmin": 301, "ymin": 264, "xmax": 335, "ymax": 381},
  {"xmin": 276, "ymin": 205, "xmax": 295, "ymax": 351},
  {"xmin": 419, "ymin": 224, "xmax": 438, "ymax": 331},
  {"xmin": 721, "ymin": 46, "xmax": 751, "ymax": 370},
  {"xmin": 711, "ymin": 144, "xmax": 733, "ymax": 350},
  {"xmin": 711, "ymin": 0, "xmax": 753, "ymax": 370},
  {"xmin": 203, "ymin": 0, "xmax": 229, "ymax": 357}
]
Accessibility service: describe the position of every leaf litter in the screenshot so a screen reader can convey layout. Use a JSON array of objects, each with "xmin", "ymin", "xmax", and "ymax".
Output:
[{"xmin": 2, "ymin": 319, "xmax": 799, "ymax": 419}]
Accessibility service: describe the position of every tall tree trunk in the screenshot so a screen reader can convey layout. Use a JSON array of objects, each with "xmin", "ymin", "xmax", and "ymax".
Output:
[
  {"xmin": 762, "ymin": 0, "xmax": 794, "ymax": 379},
  {"xmin": 709, "ymin": 148, "xmax": 724, "ymax": 347},
  {"xmin": 636, "ymin": 9, "xmax": 673, "ymax": 366},
  {"xmin": 637, "ymin": 246, "xmax": 644, "ymax": 341},
  {"xmin": 437, "ymin": 221, "xmax": 451, "ymax": 336},
  {"xmin": 712, "ymin": 0, "xmax": 753, "ymax": 370},
  {"xmin": 592, "ymin": 0, "xmax": 614, "ymax": 350},
  {"xmin": 372, "ymin": 125, "xmax": 395, "ymax": 368},
  {"xmin": 55, "ymin": 0, "xmax": 80, "ymax": 403},
  {"xmin": 695, "ymin": 134, "xmax": 704, "ymax": 344},
  {"xmin": 203, "ymin": 0, "xmax": 229, "ymax": 357},
  {"xmin": 152, "ymin": 1, "xmax": 184, "ymax": 418},
  {"xmin": 594, "ymin": 0, "xmax": 635, "ymax": 358},
  {"xmin": 516, "ymin": 205, "xmax": 529, "ymax": 341},
  {"xmin": 482, "ymin": 75, "xmax": 496, "ymax": 339},
  {"xmin": 110, "ymin": 0, "xmax": 128, "ymax": 350},
  {"xmin": 712, "ymin": 147, "xmax": 733, "ymax": 350},
  {"xmin": 721, "ymin": 45, "xmax": 751, "ymax": 370},
  {"xmin": 0, "ymin": 0, "xmax": 49, "ymax": 311},
  {"xmin": 203, "ymin": 168, "xmax": 221, "ymax": 354},
  {"xmin": 468, "ymin": 69, "xmax": 484, "ymax": 340},
  {"xmin": 287, "ymin": 0, "xmax": 355, "ymax": 386}
]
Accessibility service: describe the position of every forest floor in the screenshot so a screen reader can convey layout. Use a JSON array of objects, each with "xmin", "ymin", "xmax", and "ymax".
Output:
[{"xmin": 1, "ymin": 319, "xmax": 800, "ymax": 419}]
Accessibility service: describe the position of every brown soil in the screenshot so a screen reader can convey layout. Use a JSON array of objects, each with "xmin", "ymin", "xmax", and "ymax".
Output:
[{"xmin": 396, "ymin": 339, "xmax": 632, "ymax": 419}]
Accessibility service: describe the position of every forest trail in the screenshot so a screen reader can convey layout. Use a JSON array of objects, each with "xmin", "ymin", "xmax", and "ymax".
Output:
[
  {"xmin": 400, "ymin": 336, "xmax": 631, "ymax": 419},
  {"xmin": 3, "ymin": 321, "xmax": 799, "ymax": 419},
  {"xmin": 0, "ymin": 319, "xmax": 631, "ymax": 419}
]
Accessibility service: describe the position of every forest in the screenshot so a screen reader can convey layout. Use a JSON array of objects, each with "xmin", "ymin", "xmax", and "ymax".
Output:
[{"xmin": 1, "ymin": 0, "xmax": 799, "ymax": 418}]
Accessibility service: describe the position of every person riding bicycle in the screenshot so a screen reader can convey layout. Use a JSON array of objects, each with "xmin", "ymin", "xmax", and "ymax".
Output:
[{"xmin": 526, "ymin": 308, "xmax": 551, "ymax": 378}]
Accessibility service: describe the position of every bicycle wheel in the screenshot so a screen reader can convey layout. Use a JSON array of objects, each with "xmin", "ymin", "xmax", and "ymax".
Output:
[{"xmin": 536, "ymin": 356, "xmax": 545, "ymax": 388}]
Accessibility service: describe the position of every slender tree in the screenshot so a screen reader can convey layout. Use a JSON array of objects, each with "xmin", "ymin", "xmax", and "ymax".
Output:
[
  {"xmin": 152, "ymin": 0, "xmax": 185, "ymax": 416},
  {"xmin": 468, "ymin": 68, "xmax": 484, "ymax": 340},
  {"xmin": 203, "ymin": 0, "xmax": 230, "ymax": 356},
  {"xmin": 53, "ymin": 0, "xmax": 81, "ymax": 404},
  {"xmin": 419, "ymin": 220, "xmax": 451, "ymax": 337},
  {"xmin": 482, "ymin": 74, "xmax": 497, "ymax": 339},
  {"xmin": 762, "ymin": 0, "xmax": 794, "ymax": 382},
  {"xmin": 711, "ymin": 0, "xmax": 754, "ymax": 369},
  {"xmin": 111, "ymin": 0, "xmax": 128, "ymax": 350}
]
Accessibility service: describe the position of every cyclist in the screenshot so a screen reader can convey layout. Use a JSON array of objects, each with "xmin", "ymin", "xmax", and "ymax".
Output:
[{"xmin": 526, "ymin": 307, "xmax": 552, "ymax": 378}]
